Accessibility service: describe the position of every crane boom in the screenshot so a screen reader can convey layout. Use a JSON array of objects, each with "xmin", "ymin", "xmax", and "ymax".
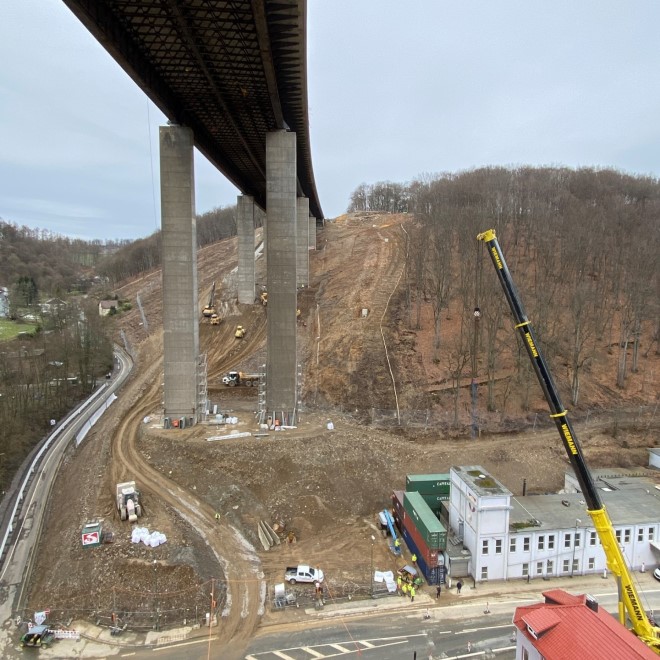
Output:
[{"xmin": 477, "ymin": 228, "xmax": 660, "ymax": 653}]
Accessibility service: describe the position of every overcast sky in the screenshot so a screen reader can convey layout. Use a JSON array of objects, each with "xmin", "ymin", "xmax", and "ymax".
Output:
[{"xmin": 1, "ymin": 1, "xmax": 659, "ymax": 241}]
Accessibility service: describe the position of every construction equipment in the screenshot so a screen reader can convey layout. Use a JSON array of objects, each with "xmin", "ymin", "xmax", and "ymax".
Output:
[
  {"xmin": 222, "ymin": 371, "xmax": 260, "ymax": 387},
  {"xmin": 202, "ymin": 282, "xmax": 216, "ymax": 318},
  {"xmin": 20, "ymin": 625, "xmax": 55, "ymax": 649},
  {"xmin": 210, "ymin": 312, "xmax": 221, "ymax": 325},
  {"xmin": 379, "ymin": 509, "xmax": 402, "ymax": 556},
  {"xmin": 234, "ymin": 325, "xmax": 246, "ymax": 339},
  {"xmin": 477, "ymin": 228, "xmax": 660, "ymax": 653},
  {"xmin": 116, "ymin": 481, "xmax": 143, "ymax": 523}
]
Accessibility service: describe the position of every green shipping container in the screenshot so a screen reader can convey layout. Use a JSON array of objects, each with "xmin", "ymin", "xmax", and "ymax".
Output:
[
  {"xmin": 403, "ymin": 491, "xmax": 447, "ymax": 550},
  {"xmin": 406, "ymin": 473, "xmax": 451, "ymax": 495},
  {"xmin": 421, "ymin": 493, "xmax": 449, "ymax": 513}
]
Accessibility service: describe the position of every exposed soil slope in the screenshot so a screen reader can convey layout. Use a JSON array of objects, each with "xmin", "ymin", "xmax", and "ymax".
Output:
[{"xmin": 25, "ymin": 213, "xmax": 659, "ymax": 657}]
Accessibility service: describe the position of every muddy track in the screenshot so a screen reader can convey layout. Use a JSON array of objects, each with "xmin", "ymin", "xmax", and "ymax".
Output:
[{"xmin": 107, "ymin": 317, "xmax": 269, "ymax": 655}]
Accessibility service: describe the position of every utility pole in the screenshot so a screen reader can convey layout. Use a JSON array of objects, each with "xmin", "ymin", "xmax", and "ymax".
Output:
[
  {"xmin": 471, "ymin": 307, "xmax": 481, "ymax": 439},
  {"xmin": 370, "ymin": 535, "xmax": 376, "ymax": 597}
]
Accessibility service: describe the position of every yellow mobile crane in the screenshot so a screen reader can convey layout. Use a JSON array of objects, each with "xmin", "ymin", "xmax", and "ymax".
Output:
[{"xmin": 477, "ymin": 229, "xmax": 660, "ymax": 654}]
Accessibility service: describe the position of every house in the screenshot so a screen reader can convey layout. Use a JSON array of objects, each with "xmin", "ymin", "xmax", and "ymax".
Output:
[
  {"xmin": 513, "ymin": 589, "xmax": 656, "ymax": 659},
  {"xmin": 0, "ymin": 286, "xmax": 10, "ymax": 317},
  {"xmin": 99, "ymin": 300, "xmax": 119, "ymax": 316},
  {"xmin": 40, "ymin": 297, "xmax": 67, "ymax": 315}
]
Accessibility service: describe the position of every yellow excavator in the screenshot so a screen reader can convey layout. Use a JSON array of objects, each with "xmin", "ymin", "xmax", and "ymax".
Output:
[
  {"xmin": 202, "ymin": 282, "xmax": 216, "ymax": 318},
  {"xmin": 477, "ymin": 228, "xmax": 660, "ymax": 654}
]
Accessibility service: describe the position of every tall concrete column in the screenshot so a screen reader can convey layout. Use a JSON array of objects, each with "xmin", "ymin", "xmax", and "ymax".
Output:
[
  {"xmin": 160, "ymin": 125, "xmax": 199, "ymax": 423},
  {"xmin": 308, "ymin": 215, "xmax": 316, "ymax": 250},
  {"xmin": 237, "ymin": 195, "xmax": 255, "ymax": 304},
  {"xmin": 296, "ymin": 197, "xmax": 309, "ymax": 287},
  {"xmin": 266, "ymin": 130, "xmax": 297, "ymax": 421},
  {"xmin": 256, "ymin": 205, "xmax": 266, "ymax": 268}
]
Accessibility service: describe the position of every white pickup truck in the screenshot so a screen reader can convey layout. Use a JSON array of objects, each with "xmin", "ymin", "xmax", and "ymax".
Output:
[{"xmin": 284, "ymin": 565, "xmax": 324, "ymax": 585}]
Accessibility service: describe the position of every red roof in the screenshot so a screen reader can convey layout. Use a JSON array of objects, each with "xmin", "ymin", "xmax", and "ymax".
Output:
[{"xmin": 513, "ymin": 590, "xmax": 656, "ymax": 659}]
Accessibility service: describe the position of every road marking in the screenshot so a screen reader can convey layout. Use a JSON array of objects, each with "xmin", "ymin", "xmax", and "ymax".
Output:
[
  {"xmin": 272, "ymin": 652, "xmax": 297, "ymax": 660},
  {"xmin": 152, "ymin": 637, "xmax": 216, "ymax": 651},
  {"xmin": 302, "ymin": 647, "xmax": 327, "ymax": 657},
  {"xmin": 329, "ymin": 643, "xmax": 351, "ymax": 653},
  {"xmin": 358, "ymin": 640, "xmax": 375, "ymax": 648},
  {"xmin": 121, "ymin": 654, "xmax": 136, "ymax": 658},
  {"xmin": 460, "ymin": 623, "xmax": 513, "ymax": 634}
]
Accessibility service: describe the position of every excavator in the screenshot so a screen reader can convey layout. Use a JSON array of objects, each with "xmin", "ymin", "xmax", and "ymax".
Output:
[
  {"xmin": 477, "ymin": 229, "xmax": 660, "ymax": 654},
  {"xmin": 202, "ymin": 282, "xmax": 216, "ymax": 318}
]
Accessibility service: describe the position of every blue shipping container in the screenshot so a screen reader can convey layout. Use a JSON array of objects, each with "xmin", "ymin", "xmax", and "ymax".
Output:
[{"xmin": 401, "ymin": 526, "xmax": 445, "ymax": 585}]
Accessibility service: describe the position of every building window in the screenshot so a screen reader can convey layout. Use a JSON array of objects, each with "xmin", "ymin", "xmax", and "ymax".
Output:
[
  {"xmin": 615, "ymin": 529, "xmax": 622, "ymax": 544},
  {"xmin": 523, "ymin": 537, "xmax": 530, "ymax": 552},
  {"xmin": 546, "ymin": 560, "xmax": 553, "ymax": 574},
  {"xmin": 588, "ymin": 557, "xmax": 595, "ymax": 570},
  {"xmin": 548, "ymin": 534, "xmax": 555, "ymax": 550},
  {"xmin": 536, "ymin": 561, "xmax": 543, "ymax": 575},
  {"xmin": 510, "ymin": 537, "xmax": 517, "ymax": 553},
  {"xmin": 589, "ymin": 531, "xmax": 597, "ymax": 546},
  {"xmin": 522, "ymin": 648, "xmax": 529, "ymax": 660},
  {"xmin": 638, "ymin": 528, "xmax": 644, "ymax": 542},
  {"xmin": 623, "ymin": 529, "xmax": 631, "ymax": 544},
  {"xmin": 481, "ymin": 566, "xmax": 488, "ymax": 580},
  {"xmin": 649, "ymin": 528, "xmax": 655, "ymax": 541},
  {"xmin": 574, "ymin": 533, "xmax": 581, "ymax": 548},
  {"xmin": 538, "ymin": 536, "xmax": 545, "ymax": 551},
  {"xmin": 522, "ymin": 563, "xmax": 529, "ymax": 577},
  {"xmin": 482, "ymin": 539, "xmax": 489, "ymax": 555},
  {"xmin": 564, "ymin": 533, "xmax": 571, "ymax": 549},
  {"xmin": 573, "ymin": 559, "xmax": 579, "ymax": 573},
  {"xmin": 495, "ymin": 539, "xmax": 502, "ymax": 555},
  {"xmin": 563, "ymin": 559, "xmax": 570, "ymax": 573}
]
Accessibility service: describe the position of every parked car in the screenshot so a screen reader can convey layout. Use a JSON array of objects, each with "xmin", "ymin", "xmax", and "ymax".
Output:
[{"xmin": 653, "ymin": 567, "xmax": 660, "ymax": 582}]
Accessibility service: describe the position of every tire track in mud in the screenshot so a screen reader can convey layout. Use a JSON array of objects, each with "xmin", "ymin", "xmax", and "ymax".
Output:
[{"xmin": 109, "ymin": 320, "xmax": 268, "ymax": 654}]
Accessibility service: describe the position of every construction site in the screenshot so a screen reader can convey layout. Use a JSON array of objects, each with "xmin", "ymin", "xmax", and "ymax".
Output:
[{"xmin": 20, "ymin": 212, "xmax": 660, "ymax": 655}]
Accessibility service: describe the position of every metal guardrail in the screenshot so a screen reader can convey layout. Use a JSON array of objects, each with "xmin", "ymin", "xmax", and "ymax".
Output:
[{"xmin": 0, "ymin": 347, "xmax": 132, "ymax": 572}]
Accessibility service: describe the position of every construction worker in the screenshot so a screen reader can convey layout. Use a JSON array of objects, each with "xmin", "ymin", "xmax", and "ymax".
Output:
[
  {"xmin": 394, "ymin": 538, "xmax": 401, "ymax": 549},
  {"xmin": 410, "ymin": 584, "xmax": 416, "ymax": 602},
  {"xmin": 397, "ymin": 575, "xmax": 403, "ymax": 594},
  {"xmin": 402, "ymin": 582, "xmax": 409, "ymax": 598},
  {"xmin": 214, "ymin": 512, "xmax": 220, "ymax": 521},
  {"xmin": 411, "ymin": 553, "xmax": 417, "ymax": 565}
]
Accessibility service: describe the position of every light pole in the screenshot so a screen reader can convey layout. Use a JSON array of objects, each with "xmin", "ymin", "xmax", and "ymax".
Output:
[
  {"xmin": 370, "ymin": 535, "xmax": 376, "ymax": 597},
  {"xmin": 570, "ymin": 519, "xmax": 581, "ymax": 577}
]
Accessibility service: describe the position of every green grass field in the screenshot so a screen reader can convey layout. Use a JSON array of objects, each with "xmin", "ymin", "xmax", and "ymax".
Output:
[{"xmin": 0, "ymin": 318, "xmax": 38, "ymax": 341}]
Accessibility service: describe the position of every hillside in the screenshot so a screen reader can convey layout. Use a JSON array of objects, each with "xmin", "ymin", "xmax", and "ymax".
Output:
[{"xmin": 24, "ymin": 211, "xmax": 659, "ymax": 656}]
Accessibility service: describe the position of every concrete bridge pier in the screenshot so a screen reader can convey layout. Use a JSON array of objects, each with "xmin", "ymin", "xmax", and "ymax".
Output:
[
  {"xmin": 308, "ymin": 214, "xmax": 316, "ymax": 250},
  {"xmin": 296, "ymin": 197, "xmax": 309, "ymax": 287},
  {"xmin": 265, "ymin": 130, "xmax": 298, "ymax": 423},
  {"xmin": 237, "ymin": 195, "xmax": 256, "ymax": 304},
  {"xmin": 160, "ymin": 125, "xmax": 201, "ymax": 425}
]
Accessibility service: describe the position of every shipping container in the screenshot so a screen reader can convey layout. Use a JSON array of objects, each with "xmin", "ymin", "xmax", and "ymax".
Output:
[
  {"xmin": 391, "ymin": 490, "xmax": 405, "ymax": 529},
  {"xmin": 402, "ymin": 512, "xmax": 440, "ymax": 567},
  {"xmin": 406, "ymin": 473, "xmax": 451, "ymax": 495},
  {"xmin": 401, "ymin": 526, "xmax": 445, "ymax": 585},
  {"xmin": 420, "ymin": 493, "xmax": 449, "ymax": 514},
  {"xmin": 403, "ymin": 491, "xmax": 447, "ymax": 549}
]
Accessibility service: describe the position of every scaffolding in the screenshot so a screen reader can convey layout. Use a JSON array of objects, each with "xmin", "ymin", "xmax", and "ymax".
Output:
[{"xmin": 197, "ymin": 353, "xmax": 208, "ymax": 423}]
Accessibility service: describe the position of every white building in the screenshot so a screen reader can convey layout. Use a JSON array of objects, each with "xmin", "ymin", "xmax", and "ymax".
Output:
[{"xmin": 448, "ymin": 465, "xmax": 660, "ymax": 582}]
